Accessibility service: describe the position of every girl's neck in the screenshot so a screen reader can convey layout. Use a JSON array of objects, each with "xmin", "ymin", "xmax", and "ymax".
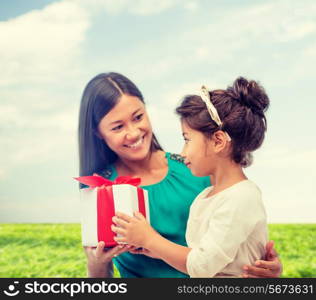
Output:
[
  {"xmin": 115, "ymin": 150, "xmax": 166, "ymax": 177},
  {"xmin": 208, "ymin": 159, "xmax": 247, "ymax": 196}
]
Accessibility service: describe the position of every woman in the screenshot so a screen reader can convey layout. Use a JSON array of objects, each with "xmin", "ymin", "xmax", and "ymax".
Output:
[{"xmin": 78, "ymin": 72, "xmax": 282, "ymax": 278}]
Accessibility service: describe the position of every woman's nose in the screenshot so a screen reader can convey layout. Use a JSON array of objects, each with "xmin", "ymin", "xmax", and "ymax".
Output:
[{"xmin": 126, "ymin": 126, "xmax": 141, "ymax": 140}]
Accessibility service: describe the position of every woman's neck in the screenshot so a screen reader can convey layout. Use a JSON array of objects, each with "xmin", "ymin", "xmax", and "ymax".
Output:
[{"xmin": 115, "ymin": 150, "xmax": 166, "ymax": 177}]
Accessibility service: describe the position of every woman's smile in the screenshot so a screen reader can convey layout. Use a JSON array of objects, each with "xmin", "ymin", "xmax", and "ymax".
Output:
[{"xmin": 124, "ymin": 135, "xmax": 145, "ymax": 150}]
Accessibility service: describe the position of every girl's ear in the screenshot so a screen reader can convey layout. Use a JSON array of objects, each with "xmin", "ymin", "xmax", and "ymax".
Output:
[{"xmin": 213, "ymin": 131, "xmax": 228, "ymax": 152}]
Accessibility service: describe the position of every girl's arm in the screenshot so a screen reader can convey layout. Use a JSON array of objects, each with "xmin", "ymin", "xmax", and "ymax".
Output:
[{"xmin": 112, "ymin": 212, "xmax": 191, "ymax": 274}]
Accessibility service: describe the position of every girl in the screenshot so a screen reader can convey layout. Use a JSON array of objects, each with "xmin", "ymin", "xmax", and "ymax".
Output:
[
  {"xmin": 112, "ymin": 77, "xmax": 271, "ymax": 277},
  {"xmin": 79, "ymin": 72, "xmax": 281, "ymax": 277}
]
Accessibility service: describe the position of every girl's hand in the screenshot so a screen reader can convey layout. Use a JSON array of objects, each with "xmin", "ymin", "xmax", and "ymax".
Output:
[
  {"xmin": 242, "ymin": 241, "xmax": 282, "ymax": 278},
  {"xmin": 112, "ymin": 211, "xmax": 158, "ymax": 248},
  {"xmin": 128, "ymin": 246, "xmax": 160, "ymax": 259}
]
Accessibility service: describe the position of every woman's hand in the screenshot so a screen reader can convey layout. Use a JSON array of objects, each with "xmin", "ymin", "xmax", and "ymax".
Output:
[
  {"xmin": 84, "ymin": 241, "xmax": 129, "ymax": 277},
  {"xmin": 242, "ymin": 240, "xmax": 283, "ymax": 278},
  {"xmin": 112, "ymin": 211, "xmax": 159, "ymax": 248}
]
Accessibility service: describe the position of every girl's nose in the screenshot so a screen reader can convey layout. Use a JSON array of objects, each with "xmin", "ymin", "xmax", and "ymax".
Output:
[{"xmin": 180, "ymin": 145, "xmax": 186, "ymax": 157}]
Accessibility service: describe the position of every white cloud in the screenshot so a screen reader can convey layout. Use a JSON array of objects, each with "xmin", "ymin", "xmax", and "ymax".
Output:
[
  {"xmin": 0, "ymin": 105, "xmax": 19, "ymax": 124},
  {"xmin": 224, "ymin": 1, "xmax": 316, "ymax": 42},
  {"xmin": 304, "ymin": 42, "xmax": 316, "ymax": 57},
  {"xmin": 1, "ymin": 128, "xmax": 76, "ymax": 166},
  {"xmin": 0, "ymin": 0, "xmax": 90, "ymax": 87},
  {"xmin": 112, "ymin": 0, "xmax": 316, "ymax": 83},
  {"xmin": 30, "ymin": 109, "xmax": 78, "ymax": 132},
  {"xmin": 176, "ymin": 0, "xmax": 316, "ymax": 66},
  {"xmin": 1, "ymin": 0, "xmax": 315, "ymax": 223},
  {"xmin": 76, "ymin": 0, "xmax": 180, "ymax": 16},
  {"xmin": 0, "ymin": 169, "xmax": 5, "ymax": 180},
  {"xmin": 0, "ymin": 193, "xmax": 80, "ymax": 222},
  {"xmin": 0, "ymin": 0, "xmax": 88, "ymax": 185},
  {"xmin": 147, "ymin": 104, "xmax": 180, "ymax": 134},
  {"xmin": 0, "ymin": 104, "xmax": 77, "ymax": 130},
  {"xmin": 253, "ymin": 146, "xmax": 316, "ymax": 169},
  {"xmin": 0, "ymin": 104, "xmax": 77, "ymax": 172},
  {"xmin": 161, "ymin": 79, "xmax": 226, "ymax": 107},
  {"xmin": 184, "ymin": 1, "xmax": 199, "ymax": 12},
  {"xmin": 128, "ymin": 0, "xmax": 179, "ymax": 15},
  {"xmin": 279, "ymin": 20, "xmax": 316, "ymax": 42},
  {"xmin": 246, "ymin": 145, "xmax": 316, "ymax": 223},
  {"xmin": 283, "ymin": 40, "xmax": 316, "ymax": 82}
]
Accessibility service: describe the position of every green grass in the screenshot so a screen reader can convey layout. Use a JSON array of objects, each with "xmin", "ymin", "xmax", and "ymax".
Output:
[
  {"xmin": 268, "ymin": 224, "xmax": 316, "ymax": 277},
  {"xmin": 0, "ymin": 224, "xmax": 315, "ymax": 277}
]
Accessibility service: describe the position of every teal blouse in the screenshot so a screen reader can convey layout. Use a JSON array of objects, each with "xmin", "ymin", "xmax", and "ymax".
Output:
[{"xmin": 97, "ymin": 152, "xmax": 211, "ymax": 278}]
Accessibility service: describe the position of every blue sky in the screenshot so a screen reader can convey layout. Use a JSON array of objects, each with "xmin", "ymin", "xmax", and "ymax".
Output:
[{"xmin": 0, "ymin": 0, "xmax": 315, "ymax": 223}]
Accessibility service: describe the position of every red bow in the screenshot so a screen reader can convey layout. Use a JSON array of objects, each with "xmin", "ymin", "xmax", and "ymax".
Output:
[{"xmin": 74, "ymin": 174, "xmax": 141, "ymax": 188}]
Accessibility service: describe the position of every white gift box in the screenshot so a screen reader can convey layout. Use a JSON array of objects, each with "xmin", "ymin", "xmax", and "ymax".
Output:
[{"xmin": 80, "ymin": 183, "xmax": 150, "ymax": 247}]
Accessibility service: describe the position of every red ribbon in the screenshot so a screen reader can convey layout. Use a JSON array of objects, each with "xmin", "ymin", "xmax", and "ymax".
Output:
[
  {"xmin": 74, "ymin": 174, "xmax": 141, "ymax": 188},
  {"xmin": 97, "ymin": 187, "xmax": 115, "ymax": 246},
  {"xmin": 75, "ymin": 174, "xmax": 146, "ymax": 247}
]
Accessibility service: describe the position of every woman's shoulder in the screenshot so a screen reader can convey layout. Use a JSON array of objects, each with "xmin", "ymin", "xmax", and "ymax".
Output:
[
  {"xmin": 98, "ymin": 167, "xmax": 114, "ymax": 179},
  {"xmin": 97, "ymin": 153, "xmax": 185, "ymax": 179},
  {"xmin": 79, "ymin": 165, "xmax": 115, "ymax": 190},
  {"xmin": 98, "ymin": 152, "xmax": 186, "ymax": 178},
  {"xmin": 166, "ymin": 152, "xmax": 211, "ymax": 186},
  {"xmin": 166, "ymin": 152, "xmax": 189, "ymax": 175},
  {"xmin": 167, "ymin": 152, "xmax": 185, "ymax": 164},
  {"xmin": 79, "ymin": 166, "xmax": 114, "ymax": 189}
]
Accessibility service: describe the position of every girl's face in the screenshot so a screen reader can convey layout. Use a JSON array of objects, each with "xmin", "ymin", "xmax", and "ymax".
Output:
[
  {"xmin": 180, "ymin": 120, "xmax": 215, "ymax": 177},
  {"xmin": 97, "ymin": 94, "xmax": 153, "ymax": 162}
]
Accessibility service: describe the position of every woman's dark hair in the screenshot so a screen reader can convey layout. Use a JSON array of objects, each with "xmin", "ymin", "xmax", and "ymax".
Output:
[
  {"xmin": 78, "ymin": 72, "xmax": 163, "ymax": 178},
  {"xmin": 175, "ymin": 77, "xmax": 270, "ymax": 167}
]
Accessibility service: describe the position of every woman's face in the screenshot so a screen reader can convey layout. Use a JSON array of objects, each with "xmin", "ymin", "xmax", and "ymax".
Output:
[
  {"xmin": 180, "ymin": 120, "xmax": 215, "ymax": 177},
  {"xmin": 98, "ymin": 94, "xmax": 153, "ymax": 162}
]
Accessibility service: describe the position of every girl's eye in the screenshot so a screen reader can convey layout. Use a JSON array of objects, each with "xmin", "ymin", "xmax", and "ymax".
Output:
[
  {"xmin": 112, "ymin": 124, "xmax": 123, "ymax": 131},
  {"xmin": 184, "ymin": 138, "xmax": 190, "ymax": 144},
  {"xmin": 134, "ymin": 113, "xmax": 143, "ymax": 121}
]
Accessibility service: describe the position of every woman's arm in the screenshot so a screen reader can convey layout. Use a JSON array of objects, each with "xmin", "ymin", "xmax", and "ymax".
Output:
[{"xmin": 112, "ymin": 212, "xmax": 191, "ymax": 274}]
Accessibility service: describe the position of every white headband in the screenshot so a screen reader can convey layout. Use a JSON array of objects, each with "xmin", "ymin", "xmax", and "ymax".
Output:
[{"xmin": 200, "ymin": 85, "xmax": 231, "ymax": 141}]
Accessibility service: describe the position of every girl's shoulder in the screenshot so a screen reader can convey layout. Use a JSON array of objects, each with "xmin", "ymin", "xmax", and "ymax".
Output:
[
  {"xmin": 228, "ymin": 180, "xmax": 261, "ymax": 198},
  {"xmin": 219, "ymin": 180, "xmax": 264, "ymax": 210}
]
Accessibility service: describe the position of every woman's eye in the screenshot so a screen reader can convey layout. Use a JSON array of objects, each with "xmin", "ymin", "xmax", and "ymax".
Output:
[
  {"xmin": 184, "ymin": 138, "xmax": 190, "ymax": 144},
  {"xmin": 112, "ymin": 124, "xmax": 123, "ymax": 131},
  {"xmin": 134, "ymin": 113, "xmax": 143, "ymax": 121}
]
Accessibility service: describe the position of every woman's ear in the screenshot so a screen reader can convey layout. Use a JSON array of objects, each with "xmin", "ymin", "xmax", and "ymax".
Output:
[{"xmin": 93, "ymin": 129, "xmax": 103, "ymax": 139}]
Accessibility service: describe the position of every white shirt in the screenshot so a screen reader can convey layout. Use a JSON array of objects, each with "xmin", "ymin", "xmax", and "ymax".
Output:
[{"xmin": 186, "ymin": 180, "xmax": 268, "ymax": 277}]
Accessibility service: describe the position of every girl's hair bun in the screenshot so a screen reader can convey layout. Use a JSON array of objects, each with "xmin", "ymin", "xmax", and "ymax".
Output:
[{"xmin": 231, "ymin": 77, "xmax": 269, "ymax": 116}]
